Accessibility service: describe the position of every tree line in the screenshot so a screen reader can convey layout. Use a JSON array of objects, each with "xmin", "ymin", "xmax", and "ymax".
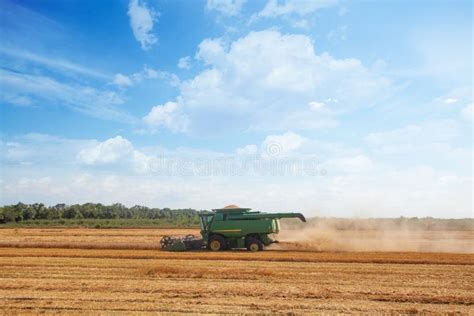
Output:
[{"xmin": 0, "ymin": 202, "xmax": 202, "ymax": 224}]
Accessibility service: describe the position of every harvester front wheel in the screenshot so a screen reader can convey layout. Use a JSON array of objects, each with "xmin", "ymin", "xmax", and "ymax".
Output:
[
  {"xmin": 160, "ymin": 236, "xmax": 172, "ymax": 249},
  {"xmin": 208, "ymin": 235, "xmax": 226, "ymax": 251},
  {"xmin": 246, "ymin": 238, "xmax": 263, "ymax": 252}
]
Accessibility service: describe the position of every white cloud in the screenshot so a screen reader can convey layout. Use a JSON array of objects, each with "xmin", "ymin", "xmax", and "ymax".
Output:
[
  {"xmin": 308, "ymin": 101, "xmax": 325, "ymax": 111},
  {"xmin": 257, "ymin": 0, "xmax": 337, "ymax": 18},
  {"xmin": 2, "ymin": 132, "xmax": 472, "ymax": 218},
  {"xmin": 178, "ymin": 56, "xmax": 191, "ymax": 69},
  {"xmin": 76, "ymin": 135, "xmax": 160, "ymax": 173},
  {"xmin": 0, "ymin": 68, "xmax": 135, "ymax": 123},
  {"xmin": 0, "ymin": 47, "xmax": 109, "ymax": 79},
  {"xmin": 461, "ymin": 103, "xmax": 473, "ymax": 121},
  {"xmin": 444, "ymin": 98, "xmax": 458, "ymax": 104},
  {"xmin": 364, "ymin": 120, "xmax": 471, "ymax": 175},
  {"xmin": 0, "ymin": 94, "xmax": 33, "ymax": 107},
  {"xmin": 112, "ymin": 73, "xmax": 133, "ymax": 87},
  {"xmin": 112, "ymin": 66, "xmax": 180, "ymax": 88},
  {"xmin": 143, "ymin": 101, "xmax": 189, "ymax": 133},
  {"xmin": 427, "ymin": 88, "xmax": 471, "ymax": 118},
  {"xmin": 195, "ymin": 38, "xmax": 226, "ymax": 65},
  {"xmin": 169, "ymin": 30, "xmax": 390, "ymax": 134},
  {"xmin": 128, "ymin": 0, "xmax": 158, "ymax": 50},
  {"xmin": 365, "ymin": 120, "xmax": 460, "ymax": 152},
  {"xmin": 77, "ymin": 136, "xmax": 134, "ymax": 165},
  {"xmin": 206, "ymin": 0, "xmax": 246, "ymax": 16},
  {"xmin": 132, "ymin": 66, "xmax": 159, "ymax": 81},
  {"xmin": 291, "ymin": 19, "xmax": 310, "ymax": 29},
  {"xmin": 0, "ymin": 134, "xmax": 96, "ymax": 167},
  {"xmin": 2, "ymin": 166, "xmax": 471, "ymax": 218},
  {"xmin": 236, "ymin": 144, "xmax": 257, "ymax": 155},
  {"xmin": 261, "ymin": 131, "xmax": 307, "ymax": 157}
]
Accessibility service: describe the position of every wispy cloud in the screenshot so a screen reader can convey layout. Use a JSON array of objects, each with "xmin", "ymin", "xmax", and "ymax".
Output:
[
  {"xmin": 111, "ymin": 66, "xmax": 180, "ymax": 89},
  {"xmin": 0, "ymin": 68, "xmax": 136, "ymax": 123},
  {"xmin": 112, "ymin": 73, "xmax": 134, "ymax": 87},
  {"xmin": 251, "ymin": 0, "xmax": 337, "ymax": 22},
  {"xmin": 0, "ymin": 0, "xmax": 65, "ymax": 45},
  {"xmin": 206, "ymin": 0, "xmax": 246, "ymax": 16},
  {"xmin": 0, "ymin": 47, "xmax": 110, "ymax": 80}
]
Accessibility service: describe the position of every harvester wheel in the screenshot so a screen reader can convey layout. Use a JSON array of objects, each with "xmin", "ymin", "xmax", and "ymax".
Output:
[
  {"xmin": 246, "ymin": 238, "xmax": 263, "ymax": 252},
  {"xmin": 208, "ymin": 235, "xmax": 226, "ymax": 251},
  {"xmin": 160, "ymin": 235, "xmax": 172, "ymax": 248}
]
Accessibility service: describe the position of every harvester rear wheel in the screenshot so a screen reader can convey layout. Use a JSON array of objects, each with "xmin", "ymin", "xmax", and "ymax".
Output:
[
  {"xmin": 208, "ymin": 235, "xmax": 226, "ymax": 251},
  {"xmin": 246, "ymin": 238, "xmax": 263, "ymax": 252}
]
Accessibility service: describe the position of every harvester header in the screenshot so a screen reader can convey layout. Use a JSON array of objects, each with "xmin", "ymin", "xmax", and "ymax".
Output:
[{"xmin": 160, "ymin": 205, "xmax": 306, "ymax": 252}]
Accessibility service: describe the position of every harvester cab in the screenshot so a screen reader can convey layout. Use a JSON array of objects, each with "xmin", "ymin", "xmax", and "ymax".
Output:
[
  {"xmin": 160, "ymin": 205, "xmax": 306, "ymax": 252},
  {"xmin": 199, "ymin": 213, "xmax": 214, "ymax": 241}
]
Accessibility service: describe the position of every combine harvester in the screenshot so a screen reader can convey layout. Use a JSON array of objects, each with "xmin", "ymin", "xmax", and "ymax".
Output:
[{"xmin": 160, "ymin": 205, "xmax": 306, "ymax": 252}]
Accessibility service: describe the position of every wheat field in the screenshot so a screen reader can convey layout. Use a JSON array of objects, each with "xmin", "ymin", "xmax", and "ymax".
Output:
[{"xmin": 0, "ymin": 228, "xmax": 473, "ymax": 314}]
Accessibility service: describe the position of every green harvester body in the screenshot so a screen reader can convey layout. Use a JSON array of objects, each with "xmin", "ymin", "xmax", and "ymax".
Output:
[
  {"xmin": 199, "ymin": 206, "xmax": 306, "ymax": 251},
  {"xmin": 160, "ymin": 205, "xmax": 306, "ymax": 251}
]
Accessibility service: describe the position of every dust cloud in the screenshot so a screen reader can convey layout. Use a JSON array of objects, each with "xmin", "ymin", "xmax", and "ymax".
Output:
[{"xmin": 273, "ymin": 218, "xmax": 474, "ymax": 253}]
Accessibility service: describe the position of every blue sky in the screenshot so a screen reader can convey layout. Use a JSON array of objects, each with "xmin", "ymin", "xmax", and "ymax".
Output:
[{"xmin": 0, "ymin": 0, "xmax": 472, "ymax": 218}]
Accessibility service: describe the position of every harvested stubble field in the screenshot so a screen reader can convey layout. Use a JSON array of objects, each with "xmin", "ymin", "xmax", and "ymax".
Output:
[{"xmin": 0, "ymin": 228, "xmax": 473, "ymax": 314}]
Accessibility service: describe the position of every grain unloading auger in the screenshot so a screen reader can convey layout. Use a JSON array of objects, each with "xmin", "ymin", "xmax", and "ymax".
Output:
[{"xmin": 160, "ymin": 205, "xmax": 306, "ymax": 252}]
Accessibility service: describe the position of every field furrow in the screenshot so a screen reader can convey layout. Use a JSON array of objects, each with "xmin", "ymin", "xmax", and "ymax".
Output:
[{"xmin": 0, "ymin": 228, "xmax": 472, "ymax": 314}]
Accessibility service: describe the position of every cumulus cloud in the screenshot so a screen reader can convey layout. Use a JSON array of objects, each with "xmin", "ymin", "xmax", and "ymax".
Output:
[
  {"xmin": 2, "ymin": 133, "xmax": 472, "ymax": 218},
  {"xmin": 195, "ymin": 38, "xmax": 226, "ymax": 64},
  {"xmin": 143, "ymin": 101, "xmax": 189, "ymax": 133},
  {"xmin": 2, "ymin": 166, "xmax": 471, "ymax": 218},
  {"xmin": 128, "ymin": 0, "xmax": 158, "ymax": 50},
  {"xmin": 206, "ymin": 0, "xmax": 246, "ymax": 16},
  {"xmin": 77, "ymin": 136, "xmax": 134, "ymax": 165},
  {"xmin": 261, "ymin": 131, "xmax": 307, "ymax": 157},
  {"xmin": 160, "ymin": 30, "xmax": 390, "ymax": 134},
  {"xmin": 75, "ymin": 136, "xmax": 160, "ymax": 173}
]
